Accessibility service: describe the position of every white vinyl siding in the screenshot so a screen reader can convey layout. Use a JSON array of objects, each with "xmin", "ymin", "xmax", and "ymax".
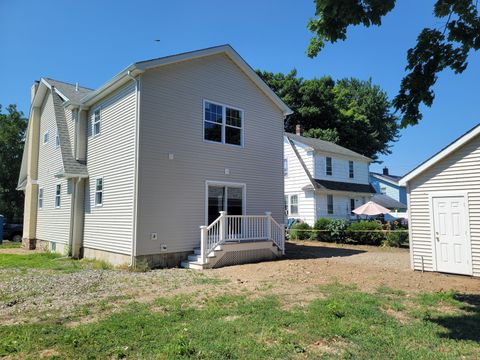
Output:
[
  {"xmin": 284, "ymin": 137, "xmax": 315, "ymax": 225},
  {"xmin": 83, "ymin": 82, "xmax": 137, "ymax": 255},
  {"xmin": 36, "ymin": 92, "xmax": 71, "ymax": 245},
  {"xmin": 315, "ymin": 154, "xmax": 369, "ymax": 184},
  {"xmin": 137, "ymin": 53, "xmax": 285, "ymax": 255},
  {"xmin": 408, "ymin": 135, "xmax": 480, "ymax": 277}
]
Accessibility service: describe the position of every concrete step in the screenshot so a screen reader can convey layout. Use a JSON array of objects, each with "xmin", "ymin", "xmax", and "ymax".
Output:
[{"xmin": 180, "ymin": 261, "xmax": 206, "ymax": 270}]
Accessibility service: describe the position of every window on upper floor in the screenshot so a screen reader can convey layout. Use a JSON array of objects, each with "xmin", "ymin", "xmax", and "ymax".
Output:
[
  {"xmin": 93, "ymin": 109, "xmax": 101, "ymax": 137},
  {"xmin": 55, "ymin": 132, "xmax": 60, "ymax": 149},
  {"xmin": 38, "ymin": 188, "xmax": 44, "ymax": 209},
  {"xmin": 380, "ymin": 186, "xmax": 387, "ymax": 195},
  {"xmin": 204, "ymin": 100, "xmax": 243, "ymax": 146},
  {"xmin": 55, "ymin": 184, "xmax": 61, "ymax": 208},
  {"xmin": 95, "ymin": 177, "xmax": 103, "ymax": 207},
  {"xmin": 284, "ymin": 159, "xmax": 288, "ymax": 176},
  {"xmin": 43, "ymin": 130, "xmax": 49, "ymax": 144},
  {"xmin": 327, "ymin": 195, "xmax": 334, "ymax": 214},
  {"xmin": 349, "ymin": 161, "xmax": 354, "ymax": 178},
  {"xmin": 290, "ymin": 194, "xmax": 298, "ymax": 215},
  {"xmin": 326, "ymin": 157, "xmax": 332, "ymax": 176}
]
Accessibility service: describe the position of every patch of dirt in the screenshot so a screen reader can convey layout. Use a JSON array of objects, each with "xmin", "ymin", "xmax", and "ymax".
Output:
[{"xmin": 212, "ymin": 241, "xmax": 480, "ymax": 295}]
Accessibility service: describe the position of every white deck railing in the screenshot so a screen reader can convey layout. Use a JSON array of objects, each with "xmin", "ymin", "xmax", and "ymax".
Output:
[{"xmin": 199, "ymin": 211, "xmax": 285, "ymax": 264}]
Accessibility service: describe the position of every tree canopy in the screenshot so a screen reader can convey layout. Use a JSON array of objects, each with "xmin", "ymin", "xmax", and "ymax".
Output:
[
  {"xmin": 0, "ymin": 105, "xmax": 27, "ymax": 223},
  {"xmin": 307, "ymin": 0, "xmax": 480, "ymax": 127},
  {"xmin": 257, "ymin": 70, "xmax": 399, "ymax": 160}
]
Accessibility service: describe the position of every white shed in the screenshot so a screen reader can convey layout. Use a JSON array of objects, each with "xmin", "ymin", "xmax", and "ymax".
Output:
[{"xmin": 400, "ymin": 124, "xmax": 480, "ymax": 277}]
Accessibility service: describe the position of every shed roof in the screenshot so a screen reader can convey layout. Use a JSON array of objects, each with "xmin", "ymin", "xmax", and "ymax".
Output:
[{"xmin": 313, "ymin": 179, "xmax": 376, "ymax": 194}]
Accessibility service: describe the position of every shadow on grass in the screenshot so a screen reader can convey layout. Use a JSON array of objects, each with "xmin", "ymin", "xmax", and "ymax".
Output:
[
  {"xmin": 429, "ymin": 294, "xmax": 480, "ymax": 342},
  {"xmin": 285, "ymin": 241, "xmax": 366, "ymax": 260}
]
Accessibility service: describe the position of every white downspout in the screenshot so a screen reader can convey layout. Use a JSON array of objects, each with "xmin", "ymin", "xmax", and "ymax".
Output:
[{"xmin": 127, "ymin": 70, "xmax": 140, "ymax": 267}]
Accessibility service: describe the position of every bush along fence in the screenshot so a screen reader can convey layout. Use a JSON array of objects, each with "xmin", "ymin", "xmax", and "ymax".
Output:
[{"xmin": 288, "ymin": 219, "xmax": 409, "ymax": 247}]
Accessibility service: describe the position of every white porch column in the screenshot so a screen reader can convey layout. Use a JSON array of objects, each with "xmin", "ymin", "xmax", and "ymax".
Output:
[
  {"xmin": 265, "ymin": 211, "xmax": 272, "ymax": 240},
  {"xmin": 200, "ymin": 225, "xmax": 208, "ymax": 264}
]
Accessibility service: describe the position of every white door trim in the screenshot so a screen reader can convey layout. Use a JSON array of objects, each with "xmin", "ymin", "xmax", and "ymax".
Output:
[
  {"xmin": 205, "ymin": 180, "xmax": 246, "ymax": 225},
  {"xmin": 428, "ymin": 191, "xmax": 473, "ymax": 275}
]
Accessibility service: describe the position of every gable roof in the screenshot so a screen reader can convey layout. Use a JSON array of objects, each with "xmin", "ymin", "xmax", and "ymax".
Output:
[
  {"xmin": 285, "ymin": 133, "xmax": 371, "ymax": 162},
  {"xmin": 370, "ymin": 172, "xmax": 403, "ymax": 186},
  {"xmin": 43, "ymin": 78, "xmax": 93, "ymax": 104},
  {"xmin": 75, "ymin": 44, "xmax": 293, "ymax": 115},
  {"xmin": 399, "ymin": 123, "xmax": 480, "ymax": 186}
]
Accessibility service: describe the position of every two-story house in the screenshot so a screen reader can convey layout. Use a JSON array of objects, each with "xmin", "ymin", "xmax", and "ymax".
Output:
[
  {"xmin": 284, "ymin": 128, "xmax": 375, "ymax": 225},
  {"xmin": 18, "ymin": 45, "xmax": 292, "ymax": 269},
  {"xmin": 370, "ymin": 168, "xmax": 407, "ymax": 208}
]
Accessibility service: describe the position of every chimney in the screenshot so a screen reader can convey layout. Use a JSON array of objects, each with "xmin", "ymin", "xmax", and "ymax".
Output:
[
  {"xmin": 31, "ymin": 80, "xmax": 40, "ymax": 104},
  {"xmin": 383, "ymin": 167, "xmax": 389, "ymax": 176},
  {"xmin": 295, "ymin": 124, "xmax": 302, "ymax": 136}
]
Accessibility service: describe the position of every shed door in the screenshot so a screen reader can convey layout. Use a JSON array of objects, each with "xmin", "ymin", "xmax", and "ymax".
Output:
[{"xmin": 432, "ymin": 196, "xmax": 472, "ymax": 275}]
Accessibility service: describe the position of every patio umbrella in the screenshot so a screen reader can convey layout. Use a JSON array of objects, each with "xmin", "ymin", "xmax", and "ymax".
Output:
[{"xmin": 352, "ymin": 201, "xmax": 390, "ymax": 216}]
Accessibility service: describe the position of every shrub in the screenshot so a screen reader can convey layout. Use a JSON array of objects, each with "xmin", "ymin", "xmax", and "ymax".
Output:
[
  {"xmin": 290, "ymin": 223, "xmax": 312, "ymax": 240},
  {"xmin": 347, "ymin": 221, "xmax": 385, "ymax": 245},
  {"xmin": 325, "ymin": 219, "xmax": 349, "ymax": 243},
  {"xmin": 383, "ymin": 231, "xmax": 409, "ymax": 247},
  {"xmin": 311, "ymin": 218, "xmax": 332, "ymax": 241}
]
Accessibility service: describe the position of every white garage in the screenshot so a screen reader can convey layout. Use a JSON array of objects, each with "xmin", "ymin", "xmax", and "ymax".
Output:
[{"xmin": 400, "ymin": 124, "xmax": 480, "ymax": 277}]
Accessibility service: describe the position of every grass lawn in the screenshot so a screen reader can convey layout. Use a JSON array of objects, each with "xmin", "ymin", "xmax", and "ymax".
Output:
[{"xmin": 0, "ymin": 252, "xmax": 479, "ymax": 359}]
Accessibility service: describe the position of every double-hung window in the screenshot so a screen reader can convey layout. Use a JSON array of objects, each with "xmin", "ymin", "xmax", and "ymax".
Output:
[
  {"xmin": 349, "ymin": 161, "xmax": 354, "ymax": 178},
  {"xmin": 95, "ymin": 177, "xmax": 103, "ymax": 207},
  {"xmin": 327, "ymin": 195, "xmax": 333, "ymax": 214},
  {"xmin": 93, "ymin": 109, "xmax": 101, "ymax": 136},
  {"xmin": 326, "ymin": 157, "xmax": 332, "ymax": 176},
  {"xmin": 350, "ymin": 198, "xmax": 355, "ymax": 214},
  {"xmin": 204, "ymin": 100, "xmax": 243, "ymax": 146},
  {"xmin": 55, "ymin": 184, "xmax": 61, "ymax": 208},
  {"xmin": 290, "ymin": 195, "xmax": 298, "ymax": 215},
  {"xmin": 55, "ymin": 132, "xmax": 60, "ymax": 149},
  {"xmin": 284, "ymin": 195, "xmax": 289, "ymax": 215},
  {"xmin": 38, "ymin": 188, "xmax": 44, "ymax": 209}
]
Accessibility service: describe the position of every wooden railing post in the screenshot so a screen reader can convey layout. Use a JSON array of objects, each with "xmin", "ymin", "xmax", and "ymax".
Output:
[
  {"xmin": 219, "ymin": 211, "xmax": 227, "ymax": 243},
  {"xmin": 265, "ymin": 211, "xmax": 272, "ymax": 240},
  {"xmin": 200, "ymin": 225, "xmax": 208, "ymax": 264}
]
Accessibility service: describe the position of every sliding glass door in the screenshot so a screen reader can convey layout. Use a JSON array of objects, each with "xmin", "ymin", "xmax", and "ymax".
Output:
[{"xmin": 207, "ymin": 184, "xmax": 244, "ymax": 225}]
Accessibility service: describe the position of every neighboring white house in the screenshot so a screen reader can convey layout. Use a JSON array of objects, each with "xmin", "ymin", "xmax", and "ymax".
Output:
[
  {"xmin": 18, "ymin": 45, "xmax": 292, "ymax": 269},
  {"xmin": 284, "ymin": 128, "xmax": 375, "ymax": 225},
  {"xmin": 400, "ymin": 124, "xmax": 480, "ymax": 277}
]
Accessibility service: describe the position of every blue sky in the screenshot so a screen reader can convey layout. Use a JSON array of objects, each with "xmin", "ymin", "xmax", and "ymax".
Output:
[{"xmin": 1, "ymin": 0, "xmax": 478, "ymax": 176}]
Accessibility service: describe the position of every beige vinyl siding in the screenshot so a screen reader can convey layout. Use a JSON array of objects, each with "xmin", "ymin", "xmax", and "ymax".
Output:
[
  {"xmin": 409, "ymin": 135, "xmax": 480, "ymax": 276},
  {"xmin": 136, "ymin": 53, "xmax": 284, "ymax": 255},
  {"xmin": 83, "ymin": 82, "xmax": 136, "ymax": 255},
  {"xmin": 284, "ymin": 138, "xmax": 315, "ymax": 225},
  {"xmin": 65, "ymin": 108, "xmax": 75, "ymax": 149},
  {"xmin": 36, "ymin": 92, "xmax": 72, "ymax": 246}
]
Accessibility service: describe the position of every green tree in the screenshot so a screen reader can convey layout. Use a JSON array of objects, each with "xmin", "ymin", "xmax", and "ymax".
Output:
[
  {"xmin": 257, "ymin": 70, "xmax": 399, "ymax": 160},
  {"xmin": 307, "ymin": 0, "xmax": 480, "ymax": 127},
  {"xmin": 0, "ymin": 105, "xmax": 27, "ymax": 223}
]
